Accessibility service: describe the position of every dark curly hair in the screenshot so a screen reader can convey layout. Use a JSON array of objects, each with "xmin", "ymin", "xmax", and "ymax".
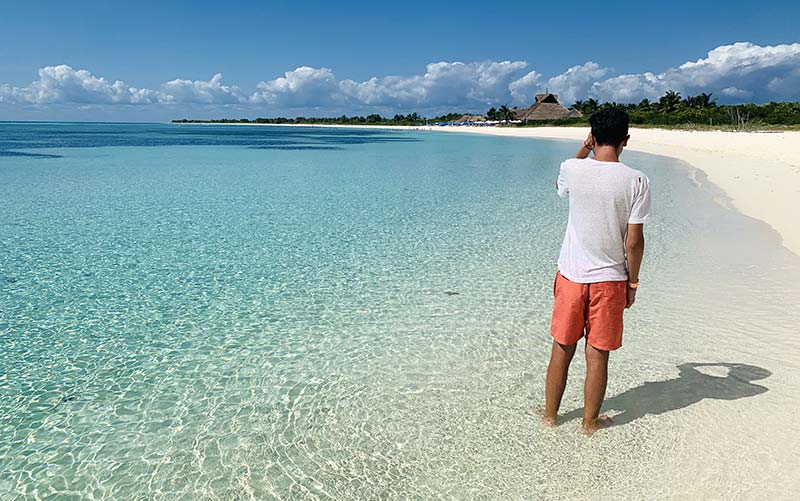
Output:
[{"xmin": 589, "ymin": 107, "xmax": 629, "ymax": 147}]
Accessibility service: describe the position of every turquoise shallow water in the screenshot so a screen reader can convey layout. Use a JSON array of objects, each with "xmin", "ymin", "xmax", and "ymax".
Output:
[{"xmin": 2, "ymin": 123, "xmax": 800, "ymax": 499}]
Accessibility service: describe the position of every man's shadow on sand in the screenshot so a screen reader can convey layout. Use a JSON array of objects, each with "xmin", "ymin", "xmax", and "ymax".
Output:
[{"xmin": 560, "ymin": 362, "xmax": 771, "ymax": 427}]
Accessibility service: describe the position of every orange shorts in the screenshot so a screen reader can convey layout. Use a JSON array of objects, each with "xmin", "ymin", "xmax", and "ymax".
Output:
[{"xmin": 550, "ymin": 271, "xmax": 627, "ymax": 351}]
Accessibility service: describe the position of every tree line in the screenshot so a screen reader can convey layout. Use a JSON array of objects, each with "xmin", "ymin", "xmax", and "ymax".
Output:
[
  {"xmin": 173, "ymin": 91, "xmax": 800, "ymax": 128},
  {"xmin": 173, "ymin": 113, "xmax": 439, "ymax": 126},
  {"xmin": 566, "ymin": 91, "xmax": 800, "ymax": 127},
  {"xmin": 486, "ymin": 105, "xmax": 515, "ymax": 121}
]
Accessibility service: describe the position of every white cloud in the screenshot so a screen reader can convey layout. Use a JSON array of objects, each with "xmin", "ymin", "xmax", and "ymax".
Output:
[
  {"xmin": 250, "ymin": 61, "xmax": 529, "ymax": 109},
  {"xmin": 589, "ymin": 42, "xmax": 800, "ymax": 103},
  {"xmin": 159, "ymin": 73, "xmax": 244, "ymax": 104},
  {"xmin": 2, "ymin": 42, "xmax": 800, "ymax": 117},
  {"xmin": 250, "ymin": 66, "xmax": 345, "ymax": 107},
  {"xmin": 407, "ymin": 60, "xmax": 527, "ymax": 106},
  {"xmin": 5, "ymin": 65, "xmax": 157, "ymax": 105},
  {"xmin": 765, "ymin": 66, "xmax": 800, "ymax": 97},
  {"xmin": 0, "ymin": 84, "xmax": 13, "ymax": 103},
  {"xmin": 0, "ymin": 66, "xmax": 244, "ymax": 106},
  {"xmin": 340, "ymin": 74, "xmax": 425, "ymax": 106},
  {"xmin": 544, "ymin": 62, "xmax": 609, "ymax": 105},
  {"xmin": 508, "ymin": 62, "xmax": 610, "ymax": 106},
  {"xmin": 242, "ymin": 42, "xmax": 800, "ymax": 109},
  {"xmin": 508, "ymin": 70, "xmax": 542, "ymax": 104},
  {"xmin": 721, "ymin": 86, "xmax": 752, "ymax": 98},
  {"xmin": 590, "ymin": 73, "xmax": 666, "ymax": 103}
]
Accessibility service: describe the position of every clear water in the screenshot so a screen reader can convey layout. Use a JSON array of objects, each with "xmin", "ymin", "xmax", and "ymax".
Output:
[{"xmin": 1, "ymin": 123, "xmax": 799, "ymax": 499}]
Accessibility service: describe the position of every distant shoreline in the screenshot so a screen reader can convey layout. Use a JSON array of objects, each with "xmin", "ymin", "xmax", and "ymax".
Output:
[
  {"xmin": 172, "ymin": 121, "xmax": 431, "ymax": 130},
  {"xmin": 171, "ymin": 120, "xmax": 800, "ymax": 132}
]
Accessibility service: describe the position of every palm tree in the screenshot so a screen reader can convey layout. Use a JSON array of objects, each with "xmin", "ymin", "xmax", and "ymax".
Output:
[
  {"xmin": 659, "ymin": 90, "xmax": 682, "ymax": 113},
  {"xmin": 697, "ymin": 92, "xmax": 716, "ymax": 108},
  {"xmin": 682, "ymin": 93, "xmax": 717, "ymax": 109},
  {"xmin": 487, "ymin": 107, "xmax": 498, "ymax": 121},
  {"xmin": 498, "ymin": 104, "xmax": 514, "ymax": 122}
]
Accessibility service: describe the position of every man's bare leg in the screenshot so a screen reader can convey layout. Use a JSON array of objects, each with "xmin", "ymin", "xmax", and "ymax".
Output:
[
  {"xmin": 583, "ymin": 343, "xmax": 613, "ymax": 434},
  {"xmin": 544, "ymin": 341, "xmax": 577, "ymax": 425}
]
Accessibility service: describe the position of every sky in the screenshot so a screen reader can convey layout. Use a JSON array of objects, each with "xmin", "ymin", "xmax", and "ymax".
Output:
[{"xmin": 1, "ymin": 0, "xmax": 799, "ymax": 121}]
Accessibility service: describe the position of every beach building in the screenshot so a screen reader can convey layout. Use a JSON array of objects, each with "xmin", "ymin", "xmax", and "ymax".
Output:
[
  {"xmin": 456, "ymin": 114, "xmax": 488, "ymax": 123},
  {"xmin": 513, "ymin": 93, "xmax": 582, "ymax": 121}
]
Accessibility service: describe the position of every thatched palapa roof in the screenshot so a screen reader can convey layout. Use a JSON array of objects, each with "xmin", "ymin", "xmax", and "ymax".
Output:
[
  {"xmin": 457, "ymin": 114, "xmax": 487, "ymax": 122},
  {"xmin": 513, "ymin": 93, "xmax": 582, "ymax": 121}
]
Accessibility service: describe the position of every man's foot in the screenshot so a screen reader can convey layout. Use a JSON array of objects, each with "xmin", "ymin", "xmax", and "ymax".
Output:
[
  {"xmin": 581, "ymin": 415, "xmax": 614, "ymax": 435},
  {"xmin": 530, "ymin": 407, "xmax": 557, "ymax": 427}
]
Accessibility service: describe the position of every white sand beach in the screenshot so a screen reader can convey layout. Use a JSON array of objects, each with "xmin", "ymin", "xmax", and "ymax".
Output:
[{"xmin": 433, "ymin": 126, "xmax": 800, "ymax": 256}]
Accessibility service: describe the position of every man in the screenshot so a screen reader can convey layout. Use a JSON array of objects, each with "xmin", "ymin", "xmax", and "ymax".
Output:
[{"xmin": 543, "ymin": 107, "xmax": 651, "ymax": 435}]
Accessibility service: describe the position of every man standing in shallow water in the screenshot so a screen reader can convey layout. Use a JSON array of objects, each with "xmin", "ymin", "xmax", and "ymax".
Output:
[{"xmin": 543, "ymin": 108, "xmax": 651, "ymax": 434}]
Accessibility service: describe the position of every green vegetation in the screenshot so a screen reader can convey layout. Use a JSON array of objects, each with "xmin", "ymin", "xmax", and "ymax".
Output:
[
  {"xmin": 564, "ymin": 92, "xmax": 800, "ymax": 129},
  {"xmin": 173, "ymin": 91, "xmax": 800, "ymax": 130},
  {"xmin": 486, "ymin": 105, "xmax": 515, "ymax": 122},
  {"xmin": 173, "ymin": 113, "xmax": 438, "ymax": 126}
]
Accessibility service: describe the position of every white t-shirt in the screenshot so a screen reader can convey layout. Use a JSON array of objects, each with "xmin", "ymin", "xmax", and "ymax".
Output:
[{"xmin": 556, "ymin": 157, "xmax": 651, "ymax": 283}]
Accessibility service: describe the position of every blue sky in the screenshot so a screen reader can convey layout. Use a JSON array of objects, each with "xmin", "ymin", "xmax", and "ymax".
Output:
[{"xmin": 1, "ymin": 0, "xmax": 799, "ymax": 121}]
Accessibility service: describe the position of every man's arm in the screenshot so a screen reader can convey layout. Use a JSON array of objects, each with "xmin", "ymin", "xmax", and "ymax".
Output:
[
  {"xmin": 576, "ymin": 133, "xmax": 594, "ymax": 159},
  {"xmin": 625, "ymin": 223, "xmax": 645, "ymax": 308}
]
